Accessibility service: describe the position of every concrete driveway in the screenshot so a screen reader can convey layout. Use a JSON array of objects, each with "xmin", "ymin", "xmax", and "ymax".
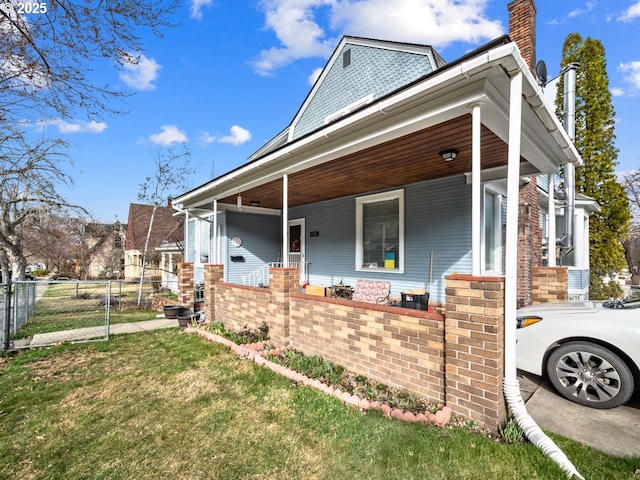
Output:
[{"xmin": 519, "ymin": 370, "xmax": 640, "ymax": 457}]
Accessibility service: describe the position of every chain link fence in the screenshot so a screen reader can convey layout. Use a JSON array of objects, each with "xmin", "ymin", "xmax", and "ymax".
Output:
[{"xmin": 1, "ymin": 279, "xmax": 164, "ymax": 352}]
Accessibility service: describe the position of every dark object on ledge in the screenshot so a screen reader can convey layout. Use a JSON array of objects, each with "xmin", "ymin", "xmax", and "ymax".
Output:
[
  {"xmin": 163, "ymin": 305, "xmax": 184, "ymax": 319},
  {"xmin": 401, "ymin": 293, "xmax": 429, "ymax": 310}
]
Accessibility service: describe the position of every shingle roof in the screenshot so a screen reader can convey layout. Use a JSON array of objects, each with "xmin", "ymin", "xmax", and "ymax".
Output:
[{"xmin": 125, "ymin": 203, "xmax": 184, "ymax": 251}]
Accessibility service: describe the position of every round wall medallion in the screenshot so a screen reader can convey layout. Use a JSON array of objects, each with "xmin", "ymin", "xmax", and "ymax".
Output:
[{"xmin": 231, "ymin": 236, "xmax": 242, "ymax": 247}]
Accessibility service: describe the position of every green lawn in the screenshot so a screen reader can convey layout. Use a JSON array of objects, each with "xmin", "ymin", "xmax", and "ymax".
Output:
[{"xmin": 0, "ymin": 329, "xmax": 637, "ymax": 479}]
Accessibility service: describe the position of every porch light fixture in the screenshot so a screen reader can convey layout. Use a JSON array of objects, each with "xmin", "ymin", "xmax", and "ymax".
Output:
[
  {"xmin": 237, "ymin": 193, "xmax": 242, "ymax": 210},
  {"xmin": 439, "ymin": 149, "xmax": 458, "ymax": 162}
]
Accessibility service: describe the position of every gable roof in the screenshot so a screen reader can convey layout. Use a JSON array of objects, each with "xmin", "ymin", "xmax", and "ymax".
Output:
[
  {"xmin": 174, "ymin": 34, "xmax": 580, "ymax": 212},
  {"xmin": 249, "ymin": 36, "xmax": 446, "ymax": 161},
  {"xmin": 125, "ymin": 203, "xmax": 184, "ymax": 251}
]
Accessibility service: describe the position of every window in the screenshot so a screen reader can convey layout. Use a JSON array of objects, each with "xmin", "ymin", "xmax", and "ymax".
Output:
[
  {"xmin": 356, "ymin": 189, "xmax": 404, "ymax": 273},
  {"xmin": 483, "ymin": 188, "xmax": 504, "ymax": 274}
]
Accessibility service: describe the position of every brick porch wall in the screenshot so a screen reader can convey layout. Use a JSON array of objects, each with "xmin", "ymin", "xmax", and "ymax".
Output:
[
  {"xmin": 444, "ymin": 274, "xmax": 507, "ymax": 428},
  {"xmin": 532, "ymin": 266, "xmax": 568, "ymax": 304},
  {"xmin": 192, "ymin": 264, "xmax": 509, "ymax": 430},
  {"xmin": 290, "ymin": 294, "xmax": 446, "ymax": 404},
  {"xmin": 177, "ymin": 262, "xmax": 194, "ymax": 306},
  {"xmin": 210, "ymin": 268, "xmax": 297, "ymax": 346}
]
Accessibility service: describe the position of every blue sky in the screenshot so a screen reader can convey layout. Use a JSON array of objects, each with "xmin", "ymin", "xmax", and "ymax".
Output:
[{"xmin": 45, "ymin": 0, "xmax": 640, "ymax": 223}]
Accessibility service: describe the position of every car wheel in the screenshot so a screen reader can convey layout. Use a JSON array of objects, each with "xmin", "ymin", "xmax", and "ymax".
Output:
[{"xmin": 546, "ymin": 342, "xmax": 634, "ymax": 409}]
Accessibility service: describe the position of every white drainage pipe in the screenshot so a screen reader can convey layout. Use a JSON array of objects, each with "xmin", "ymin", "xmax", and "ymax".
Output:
[{"xmin": 503, "ymin": 378, "xmax": 585, "ymax": 480}]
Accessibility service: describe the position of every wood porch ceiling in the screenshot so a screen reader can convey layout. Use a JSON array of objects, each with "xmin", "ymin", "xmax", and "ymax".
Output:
[{"xmin": 221, "ymin": 115, "xmax": 518, "ymax": 210}]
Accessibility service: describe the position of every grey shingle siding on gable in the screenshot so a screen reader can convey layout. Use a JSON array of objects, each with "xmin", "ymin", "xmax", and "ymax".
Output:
[
  {"xmin": 292, "ymin": 43, "xmax": 436, "ymax": 140},
  {"xmin": 289, "ymin": 175, "xmax": 471, "ymax": 303}
]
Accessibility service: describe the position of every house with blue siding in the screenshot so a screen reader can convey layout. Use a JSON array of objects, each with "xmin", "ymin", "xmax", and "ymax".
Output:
[{"xmin": 173, "ymin": 0, "xmax": 590, "ymax": 308}]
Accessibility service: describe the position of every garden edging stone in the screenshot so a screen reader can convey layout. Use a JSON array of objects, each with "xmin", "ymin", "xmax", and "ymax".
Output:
[{"xmin": 186, "ymin": 327, "xmax": 453, "ymax": 428}]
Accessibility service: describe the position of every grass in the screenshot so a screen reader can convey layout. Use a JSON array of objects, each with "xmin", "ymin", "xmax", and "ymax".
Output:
[
  {"xmin": 1, "ymin": 329, "xmax": 638, "ymax": 479},
  {"xmin": 13, "ymin": 282, "xmax": 161, "ymax": 338}
]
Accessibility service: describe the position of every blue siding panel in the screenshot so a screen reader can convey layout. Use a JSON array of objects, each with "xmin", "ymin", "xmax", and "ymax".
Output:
[
  {"xmin": 291, "ymin": 175, "xmax": 471, "ymax": 303},
  {"xmin": 226, "ymin": 212, "xmax": 281, "ymax": 285}
]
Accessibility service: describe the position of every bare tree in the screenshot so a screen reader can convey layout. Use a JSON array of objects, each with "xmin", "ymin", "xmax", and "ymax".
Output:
[
  {"xmin": 136, "ymin": 145, "xmax": 191, "ymax": 305},
  {"xmin": 0, "ymin": 128, "xmax": 87, "ymax": 280},
  {"xmin": 0, "ymin": 0, "xmax": 179, "ymax": 124},
  {"xmin": 622, "ymin": 169, "xmax": 640, "ymax": 284}
]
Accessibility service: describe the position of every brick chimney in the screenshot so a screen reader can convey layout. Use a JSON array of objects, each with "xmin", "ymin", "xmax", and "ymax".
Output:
[
  {"xmin": 508, "ymin": 0, "xmax": 537, "ymax": 74},
  {"xmin": 508, "ymin": 0, "xmax": 542, "ymax": 307}
]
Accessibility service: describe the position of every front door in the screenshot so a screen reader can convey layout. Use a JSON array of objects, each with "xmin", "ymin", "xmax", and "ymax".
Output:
[{"xmin": 288, "ymin": 218, "xmax": 305, "ymax": 284}]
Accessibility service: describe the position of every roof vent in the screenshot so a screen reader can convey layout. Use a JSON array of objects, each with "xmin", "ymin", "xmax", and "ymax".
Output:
[{"xmin": 343, "ymin": 49, "xmax": 351, "ymax": 68}]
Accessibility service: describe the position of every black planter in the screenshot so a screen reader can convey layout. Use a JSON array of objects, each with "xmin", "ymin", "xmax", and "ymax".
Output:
[
  {"xmin": 163, "ymin": 305, "xmax": 184, "ymax": 319},
  {"xmin": 177, "ymin": 310, "xmax": 200, "ymax": 330}
]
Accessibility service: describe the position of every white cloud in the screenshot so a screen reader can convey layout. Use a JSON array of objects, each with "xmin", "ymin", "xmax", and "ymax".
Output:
[
  {"xmin": 190, "ymin": 0, "xmax": 214, "ymax": 20},
  {"xmin": 40, "ymin": 119, "xmax": 108, "ymax": 134},
  {"xmin": 148, "ymin": 125, "xmax": 188, "ymax": 145},
  {"xmin": 619, "ymin": 1, "xmax": 640, "ymax": 22},
  {"xmin": 620, "ymin": 61, "xmax": 640, "ymax": 92},
  {"xmin": 252, "ymin": 0, "xmax": 503, "ymax": 75},
  {"xmin": 611, "ymin": 87, "xmax": 625, "ymax": 97},
  {"xmin": 119, "ymin": 53, "xmax": 161, "ymax": 91},
  {"xmin": 219, "ymin": 125, "xmax": 251, "ymax": 145},
  {"xmin": 198, "ymin": 131, "xmax": 217, "ymax": 146},
  {"xmin": 308, "ymin": 67, "xmax": 323, "ymax": 85},
  {"xmin": 568, "ymin": 1, "xmax": 596, "ymax": 18}
]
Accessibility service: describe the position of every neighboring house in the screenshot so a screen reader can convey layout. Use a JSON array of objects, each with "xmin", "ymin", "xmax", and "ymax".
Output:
[
  {"xmin": 84, "ymin": 221, "xmax": 127, "ymax": 279},
  {"xmin": 172, "ymin": 0, "xmax": 585, "ymax": 307},
  {"xmin": 124, "ymin": 203, "xmax": 184, "ymax": 280},
  {"xmin": 154, "ymin": 241, "xmax": 183, "ymax": 293}
]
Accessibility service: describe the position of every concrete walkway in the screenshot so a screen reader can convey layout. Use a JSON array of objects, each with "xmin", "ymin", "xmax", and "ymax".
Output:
[
  {"xmin": 15, "ymin": 318, "xmax": 177, "ymax": 348},
  {"xmin": 519, "ymin": 371, "xmax": 640, "ymax": 458}
]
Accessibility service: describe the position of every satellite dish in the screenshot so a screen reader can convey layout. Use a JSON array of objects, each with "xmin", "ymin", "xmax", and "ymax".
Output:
[{"xmin": 536, "ymin": 60, "xmax": 548, "ymax": 87}]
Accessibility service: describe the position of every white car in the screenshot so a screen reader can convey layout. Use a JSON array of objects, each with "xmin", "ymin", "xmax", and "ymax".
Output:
[{"xmin": 517, "ymin": 299, "xmax": 640, "ymax": 409}]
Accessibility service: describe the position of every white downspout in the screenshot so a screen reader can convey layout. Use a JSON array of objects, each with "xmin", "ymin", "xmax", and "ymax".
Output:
[
  {"xmin": 282, "ymin": 173, "xmax": 289, "ymax": 268},
  {"xmin": 548, "ymin": 174, "xmax": 556, "ymax": 267},
  {"xmin": 503, "ymin": 71, "xmax": 584, "ymax": 480},
  {"xmin": 471, "ymin": 102, "xmax": 483, "ymax": 276}
]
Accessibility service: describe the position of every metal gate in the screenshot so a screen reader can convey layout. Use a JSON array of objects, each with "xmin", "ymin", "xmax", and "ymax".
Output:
[{"xmin": 2, "ymin": 280, "xmax": 112, "ymax": 352}]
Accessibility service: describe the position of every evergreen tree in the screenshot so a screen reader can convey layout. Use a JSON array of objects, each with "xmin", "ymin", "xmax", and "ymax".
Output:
[{"xmin": 556, "ymin": 33, "xmax": 631, "ymax": 299}]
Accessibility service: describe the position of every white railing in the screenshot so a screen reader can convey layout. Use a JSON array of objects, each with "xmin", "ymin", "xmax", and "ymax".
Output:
[
  {"xmin": 242, "ymin": 262, "xmax": 283, "ymax": 288},
  {"xmin": 242, "ymin": 261, "xmax": 309, "ymax": 287}
]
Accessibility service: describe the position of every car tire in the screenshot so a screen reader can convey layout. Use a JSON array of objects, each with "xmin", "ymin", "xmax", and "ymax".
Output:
[{"xmin": 546, "ymin": 341, "xmax": 634, "ymax": 409}]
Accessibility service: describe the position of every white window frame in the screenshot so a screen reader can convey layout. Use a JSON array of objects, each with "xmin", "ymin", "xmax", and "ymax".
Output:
[
  {"xmin": 482, "ymin": 184, "xmax": 505, "ymax": 275},
  {"xmin": 355, "ymin": 189, "xmax": 404, "ymax": 274}
]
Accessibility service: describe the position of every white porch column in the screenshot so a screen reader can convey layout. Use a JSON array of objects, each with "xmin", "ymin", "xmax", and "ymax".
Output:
[
  {"xmin": 161, "ymin": 252, "xmax": 167, "ymax": 281},
  {"xmin": 184, "ymin": 209, "xmax": 190, "ymax": 263},
  {"xmin": 471, "ymin": 102, "xmax": 483, "ymax": 276},
  {"xmin": 282, "ymin": 173, "xmax": 289, "ymax": 268},
  {"xmin": 213, "ymin": 200, "xmax": 218, "ymax": 263},
  {"xmin": 504, "ymin": 71, "xmax": 523, "ymax": 381},
  {"xmin": 547, "ymin": 174, "xmax": 556, "ymax": 267},
  {"xmin": 168, "ymin": 252, "xmax": 174, "ymax": 275}
]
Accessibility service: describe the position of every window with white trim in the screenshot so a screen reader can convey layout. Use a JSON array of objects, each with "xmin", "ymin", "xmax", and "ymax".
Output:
[
  {"xmin": 482, "ymin": 187, "xmax": 504, "ymax": 274},
  {"xmin": 356, "ymin": 189, "xmax": 404, "ymax": 273}
]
